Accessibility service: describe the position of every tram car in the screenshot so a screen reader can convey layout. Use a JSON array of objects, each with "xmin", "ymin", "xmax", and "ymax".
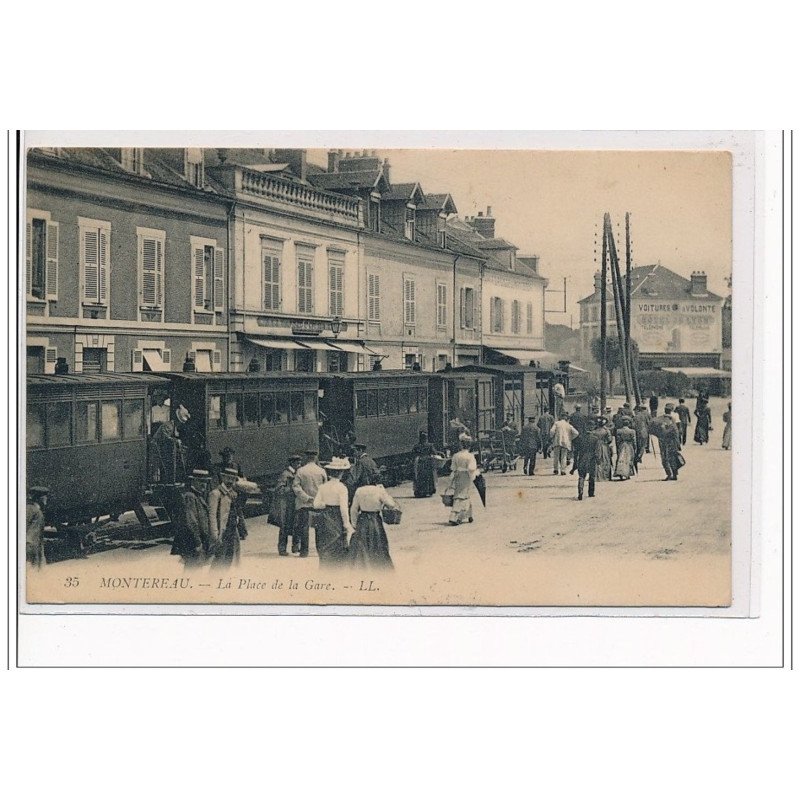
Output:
[{"xmin": 25, "ymin": 372, "xmax": 171, "ymax": 525}]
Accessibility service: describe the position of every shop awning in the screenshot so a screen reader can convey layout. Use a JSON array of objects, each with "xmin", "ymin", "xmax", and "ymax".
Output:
[
  {"xmin": 485, "ymin": 347, "xmax": 565, "ymax": 366},
  {"xmin": 142, "ymin": 349, "xmax": 169, "ymax": 371},
  {"xmin": 330, "ymin": 341, "xmax": 382, "ymax": 356},
  {"xmin": 660, "ymin": 367, "xmax": 731, "ymax": 378},
  {"xmin": 246, "ymin": 337, "xmax": 310, "ymax": 351},
  {"xmin": 295, "ymin": 339, "xmax": 343, "ymax": 352}
]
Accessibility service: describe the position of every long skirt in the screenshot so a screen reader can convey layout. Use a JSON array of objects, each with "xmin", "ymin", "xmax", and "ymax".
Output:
[
  {"xmin": 413, "ymin": 456, "xmax": 437, "ymax": 498},
  {"xmin": 349, "ymin": 511, "xmax": 393, "ymax": 569},
  {"xmin": 614, "ymin": 442, "xmax": 636, "ymax": 479},
  {"xmin": 722, "ymin": 423, "xmax": 732, "ymax": 450},
  {"xmin": 314, "ymin": 506, "xmax": 349, "ymax": 566},
  {"xmin": 449, "ymin": 470, "xmax": 473, "ymax": 524},
  {"xmin": 596, "ymin": 444, "xmax": 612, "ymax": 481},
  {"xmin": 694, "ymin": 418, "xmax": 710, "ymax": 443}
]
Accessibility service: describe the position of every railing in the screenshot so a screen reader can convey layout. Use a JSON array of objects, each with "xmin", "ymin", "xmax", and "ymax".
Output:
[{"xmin": 239, "ymin": 169, "xmax": 361, "ymax": 224}]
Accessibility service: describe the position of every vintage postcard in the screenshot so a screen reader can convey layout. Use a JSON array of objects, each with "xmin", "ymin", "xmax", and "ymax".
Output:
[{"xmin": 20, "ymin": 134, "xmax": 745, "ymax": 609}]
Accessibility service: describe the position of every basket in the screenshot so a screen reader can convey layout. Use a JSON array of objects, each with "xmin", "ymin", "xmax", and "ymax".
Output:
[
  {"xmin": 441, "ymin": 491, "xmax": 455, "ymax": 507},
  {"xmin": 382, "ymin": 506, "xmax": 403, "ymax": 525}
]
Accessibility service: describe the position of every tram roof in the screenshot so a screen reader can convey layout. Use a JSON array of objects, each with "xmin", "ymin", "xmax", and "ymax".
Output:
[
  {"xmin": 441, "ymin": 365, "xmax": 560, "ymax": 376},
  {"xmin": 164, "ymin": 370, "xmax": 322, "ymax": 382},
  {"xmin": 27, "ymin": 372, "xmax": 172, "ymax": 388}
]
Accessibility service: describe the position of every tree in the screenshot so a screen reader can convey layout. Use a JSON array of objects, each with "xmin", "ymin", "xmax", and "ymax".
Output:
[{"xmin": 591, "ymin": 337, "xmax": 640, "ymax": 396}]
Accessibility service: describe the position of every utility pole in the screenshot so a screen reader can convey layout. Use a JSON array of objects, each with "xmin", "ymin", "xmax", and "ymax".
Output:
[
  {"xmin": 605, "ymin": 215, "xmax": 632, "ymax": 404},
  {"xmin": 625, "ymin": 212, "xmax": 642, "ymax": 405},
  {"xmin": 600, "ymin": 216, "xmax": 608, "ymax": 413}
]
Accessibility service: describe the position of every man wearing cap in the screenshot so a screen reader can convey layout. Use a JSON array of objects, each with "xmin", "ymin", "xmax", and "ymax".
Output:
[
  {"xmin": 675, "ymin": 398, "xmax": 691, "ymax": 446},
  {"xmin": 651, "ymin": 405, "xmax": 683, "ymax": 480},
  {"xmin": 26, "ymin": 486, "xmax": 50, "ymax": 568},
  {"xmin": 293, "ymin": 450, "xmax": 327, "ymax": 558},
  {"xmin": 573, "ymin": 421, "xmax": 602, "ymax": 500},
  {"xmin": 537, "ymin": 407, "xmax": 555, "ymax": 459},
  {"xmin": 345, "ymin": 442, "xmax": 380, "ymax": 504},
  {"xmin": 171, "ymin": 470, "xmax": 212, "ymax": 567},
  {"xmin": 633, "ymin": 404, "xmax": 652, "ymax": 464},
  {"xmin": 550, "ymin": 413, "xmax": 579, "ymax": 476},
  {"xmin": 209, "ymin": 467, "xmax": 248, "ymax": 567},
  {"xmin": 272, "ymin": 454, "xmax": 301, "ymax": 556},
  {"xmin": 216, "ymin": 446, "xmax": 243, "ymax": 479},
  {"xmin": 519, "ymin": 416, "xmax": 542, "ymax": 476}
]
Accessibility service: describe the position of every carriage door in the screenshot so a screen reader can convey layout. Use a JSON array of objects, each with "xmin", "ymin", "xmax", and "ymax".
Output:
[{"xmin": 503, "ymin": 379, "xmax": 522, "ymax": 429}]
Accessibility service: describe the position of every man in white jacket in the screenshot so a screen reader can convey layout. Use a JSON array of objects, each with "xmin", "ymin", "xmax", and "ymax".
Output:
[{"xmin": 550, "ymin": 413, "xmax": 579, "ymax": 476}]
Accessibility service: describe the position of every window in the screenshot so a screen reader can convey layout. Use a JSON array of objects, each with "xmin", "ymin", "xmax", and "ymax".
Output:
[
  {"xmin": 460, "ymin": 287, "xmax": 475, "ymax": 329},
  {"xmin": 437, "ymin": 353, "xmax": 448, "ymax": 371},
  {"xmin": 418, "ymin": 386, "xmax": 428, "ymax": 413},
  {"xmin": 82, "ymin": 347, "xmax": 107, "ymax": 374},
  {"xmin": 408, "ymin": 387, "xmax": 419, "ymax": 413},
  {"xmin": 387, "ymin": 389, "xmax": 400, "ymax": 416},
  {"xmin": 225, "ymin": 395, "xmax": 241, "ymax": 428},
  {"xmin": 399, "ymin": 387, "xmax": 410, "ymax": 413},
  {"xmin": 405, "ymin": 207, "xmax": 416, "ymax": 240},
  {"xmin": 191, "ymin": 238, "xmax": 224, "ymax": 313},
  {"xmin": 378, "ymin": 389, "xmax": 389, "ymax": 416},
  {"xmin": 295, "ymin": 349, "xmax": 314, "ymax": 373},
  {"xmin": 328, "ymin": 252, "xmax": 344, "ymax": 317},
  {"xmin": 209, "ymin": 394, "xmax": 223, "ymax": 429},
  {"xmin": 262, "ymin": 241, "xmax": 281, "ymax": 311},
  {"xmin": 243, "ymin": 393, "xmax": 259, "ymax": 427},
  {"xmin": 27, "ymin": 406, "xmax": 45, "ymax": 449},
  {"xmin": 27, "ymin": 346, "xmax": 44, "ymax": 375},
  {"xmin": 47, "ymin": 402, "xmax": 72, "ymax": 447},
  {"xmin": 365, "ymin": 390, "xmax": 378, "ymax": 417},
  {"xmin": 368, "ymin": 274, "xmax": 381, "ymax": 321},
  {"xmin": 275, "ymin": 393, "xmax": 289, "ymax": 424},
  {"xmin": 369, "ymin": 200, "xmax": 381, "ymax": 232},
  {"xmin": 79, "ymin": 218, "xmax": 109, "ymax": 306},
  {"xmin": 185, "ymin": 148, "xmax": 204, "ymax": 187},
  {"xmin": 26, "ymin": 212, "xmax": 58, "ymax": 301},
  {"xmin": 490, "ymin": 297, "xmax": 504, "ymax": 332},
  {"xmin": 436, "ymin": 282, "xmax": 447, "ymax": 328},
  {"xmin": 327, "ymin": 350, "xmax": 347, "ymax": 372},
  {"xmin": 122, "ymin": 399, "xmax": 144, "ymax": 440},
  {"xmin": 290, "ymin": 392, "xmax": 303, "ymax": 422},
  {"xmin": 403, "ymin": 275, "xmax": 416, "ymax": 325},
  {"xmin": 138, "ymin": 228, "xmax": 165, "ymax": 312},
  {"xmin": 101, "ymin": 400, "xmax": 122, "ymax": 441},
  {"xmin": 355, "ymin": 390, "xmax": 367, "ymax": 417},
  {"xmin": 511, "ymin": 300, "xmax": 521, "ymax": 334},
  {"xmin": 304, "ymin": 392, "xmax": 317, "ymax": 422},
  {"xmin": 76, "ymin": 401, "xmax": 99, "ymax": 443},
  {"xmin": 121, "ymin": 148, "xmax": 144, "ymax": 174},
  {"xmin": 260, "ymin": 394, "xmax": 275, "ymax": 425},
  {"xmin": 526, "ymin": 302, "xmax": 533, "ymax": 334},
  {"xmin": 297, "ymin": 247, "xmax": 315, "ymax": 314}
]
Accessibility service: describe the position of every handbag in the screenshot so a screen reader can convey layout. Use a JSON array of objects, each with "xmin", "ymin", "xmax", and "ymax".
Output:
[
  {"xmin": 382, "ymin": 505, "xmax": 402, "ymax": 525},
  {"xmin": 676, "ymin": 452, "xmax": 686, "ymax": 468},
  {"xmin": 441, "ymin": 489, "xmax": 455, "ymax": 507}
]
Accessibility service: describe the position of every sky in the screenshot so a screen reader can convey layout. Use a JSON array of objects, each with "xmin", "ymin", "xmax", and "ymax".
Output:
[{"xmin": 309, "ymin": 148, "xmax": 732, "ymax": 329}]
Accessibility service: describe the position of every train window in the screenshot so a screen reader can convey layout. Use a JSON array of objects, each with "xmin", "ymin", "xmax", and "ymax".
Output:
[
  {"xmin": 101, "ymin": 400, "xmax": 122, "ymax": 441},
  {"xmin": 409, "ymin": 388, "xmax": 418, "ymax": 414},
  {"xmin": 122, "ymin": 399, "xmax": 144, "ymax": 440},
  {"xmin": 243, "ymin": 393, "xmax": 259, "ymax": 427},
  {"xmin": 47, "ymin": 402, "xmax": 72, "ymax": 447},
  {"xmin": 365, "ymin": 389, "xmax": 378, "ymax": 417},
  {"xmin": 387, "ymin": 388, "xmax": 400, "ymax": 416},
  {"xmin": 399, "ymin": 387, "xmax": 410, "ymax": 414},
  {"xmin": 260, "ymin": 393, "xmax": 275, "ymax": 426},
  {"xmin": 378, "ymin": 388, "xmax": 389, "ymax": 416},
  {"xmin": 209, "ymin": 394, "xmax": 223, "ymax": 429},
  {"xmin": 275, "ymin": 393, "xmax": 289, "ymax": 424},
  {"xmin": 27, "ymin": 405, "xmax": 45, "ymax": 449},
  {"xmin": 303, "ymin": 392, "xmax": 317, "ymax": 422},
  {"xmin": 355, "ymin": 390, "xmax": 367, "ymax": 418},
  {"xmin": 225, "ymin": 395, "xmax": 242, "ymax": 429},
  {"xmin": 290, "ymin": 392, "xmax": 303, "ymax": 423},
  {"xmin": 76, "ymin": 400, "xmax": 99, "ymax": 443},
  {"xmin": 418, "ymin": 386, "xmax": 428, "ymax": 413}
]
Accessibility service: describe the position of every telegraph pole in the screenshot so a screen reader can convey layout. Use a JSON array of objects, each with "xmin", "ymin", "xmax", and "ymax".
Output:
[
  {"xmin": 605, "ymin": 215, "xmax": 632, "ymax": 404},
  {"xmin": 600, "ymin": 216, "xmax": 608, "ymax": 412},
  {"xmin": 625, "ymin": 212, "xmax": 642, "ymax": 405}
]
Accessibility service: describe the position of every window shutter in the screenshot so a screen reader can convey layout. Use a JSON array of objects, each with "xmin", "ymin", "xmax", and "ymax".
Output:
[
  {"xmin": 213, "ymin": 349, "xmax": 222, "ymax": 366},
  {"xmin": 193, "ymin": 246, "xmax": 205, "ymax": 310},
  {"xmin": 26, "ymin": 221, "xmax": 32, "ymax": 296},
  {"xmin": 156, "ymin": 239, "xmax": 163, "ymax": 307},
  {"xmin": 132, "ymin": 349, "xmax": 143, "ymax": 372},
  {"xmin": 214, "ymin": 247, "xmax": 224, "ymax": 310},
  {"xmin": 459, "ymin": 288, "xmax": 465, "ymax": 329},
  {"xmin": 489, "ymin": 297, "xmax": 496, "ymax": 331},
  {"xmin": 98, "ymin": 228, "xmax": 109, "ymax": 303},
  {"xmin": 404, "ymin": 277, "xmax": 415, "ymax": 325},
  {"xmin": 162, "ymin": 349, "xmax": 172, "ymax": 367},
  {"xmin": 45, "ymin": 221, "xmax": 58, "ymax": 300},
  {"xmin": 83, "ymin": 229, "xmax": 99, "ymax": 302},
  {"xmin": 45, "ymin": 347, "xmax": 57, "ymax": 374},
  {"xmin": 141, "ymin": 236, "xmax": 158, "ymax": 306}
]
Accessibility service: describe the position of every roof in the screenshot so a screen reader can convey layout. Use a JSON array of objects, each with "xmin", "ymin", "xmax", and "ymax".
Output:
[
  {"xmin": 381, "ymin": 182, "xmax": 425, "ymax": 203},
  {"xmin": 473, "ymin": 238, "xmax": 518, "ymax": 251},
  {"xmin": 27, "ymin": 372, "xmax": 171, "ymax": 388},
  {"xmin": 419, "ymin": 193, "xmax": 458, "ymax": 214},
  {"xmin": 308, "ymin": 169, "xmax": 387, "ymax": 192},
  {"xmin": 165, "ymin": 371, "xmax": 319, "ymax": 382},
  {"xmin": 578, "ymin": 264, "xmax": 724, "ymax": 304}
]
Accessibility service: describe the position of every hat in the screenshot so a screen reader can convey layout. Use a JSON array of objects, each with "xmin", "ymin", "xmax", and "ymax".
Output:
[
  {"xmin": 604, "ymin": 407, "xmax": 612, "ymax": 413},
  {"xmin": 458, "ymin": 431, "xmax": 471, "ymax": 442},
  {"xmin": 353, "ymin": 442, "xmax": 367, "ymax": 450},
  {"xmin": 176, "ymin": 404, "xmax": 191, "ymax": 423},
  {"xmin": 289, "ymin": 453, "xmax": 302, "ymax": 462},
  {"xmin": 303, "ymin": 448, "xmax": 318, "ymax": 456},
  {"xmin": 324, "ymin": 456, "xmax": 352, "ymax": 471},
  {"xmin": 664, "ymin": 403, "xmax": 675, "ymax": 412},
  {"xmin": 595, "ymin": 416, "xmax": 608, "ymax": 426},
  {"xmin": 623, "ymin": 402, "xmax": 631, "ymax": 409},
  {"xmin": 28, "ymin": 485, "xmax": 50, "ymax": 498},
  {"xmin": 220, "ymin": 467, "xmax": 239, "ymax": 479},
  {"xmin": 191, "ymin": 469, "xmax": 210, "ymax": 478}
]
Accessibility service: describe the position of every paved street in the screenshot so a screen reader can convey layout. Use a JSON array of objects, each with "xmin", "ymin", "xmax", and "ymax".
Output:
[{"xmin": 28, "ymin": 397, "xmax": 731, "ymax": 608}]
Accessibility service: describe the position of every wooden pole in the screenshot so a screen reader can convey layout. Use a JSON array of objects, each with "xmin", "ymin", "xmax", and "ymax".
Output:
[
  {"xmin": 625, "ymin": 212, "xmax": 642, "ymax": 405},
  {"xmin": 606, "ymin": 217, "xmax": 632, "ymax": 404},
  {"xmin": 600, "ymin": 215, "xmax": 608, "ymax": 412}
]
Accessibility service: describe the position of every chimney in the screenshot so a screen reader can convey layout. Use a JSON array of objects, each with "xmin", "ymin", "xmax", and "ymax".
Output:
[
  {"xmin": 594, "ymin": 272, "xmax": 602, "ymax": 292},
  {"xmin": 470, "ymin": 205, "xmax": 496, "ymax": 239},
  {"xmin": 273, "ymin": 149, "xmax": 307, "ymax": 181},
  {"xmin": 383, "ymin": 158, "xmax": 391, "ymax": 184},
  {"xmin": 690, "ymin": 270, "xmax": 708, "ymax": 295},
  {"xmin": 328, "ymin": 149, "xmax": 340, "ymax": 173}
]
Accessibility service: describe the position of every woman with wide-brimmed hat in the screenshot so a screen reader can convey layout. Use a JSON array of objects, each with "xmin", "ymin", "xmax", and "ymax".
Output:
[
  {"xmin": 312, "ymin": 456, "xmax": 355, "ymax": 566},
  {"xmin": 349, "ymin": 476, "xmax": 399, "ymax": 569},
  {"xmin": 447, "ymin": 436, "xmax": 479, "ymax": 526}
]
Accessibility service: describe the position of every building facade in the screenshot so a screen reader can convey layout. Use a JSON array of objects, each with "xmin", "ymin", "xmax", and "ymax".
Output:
[{"xmin": 578, "ymin": 264, "xmax": 724, "ymax": 380}]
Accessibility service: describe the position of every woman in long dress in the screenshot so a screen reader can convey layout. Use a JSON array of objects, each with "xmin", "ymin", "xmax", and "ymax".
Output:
[
  {"xmin": 694, "ymin": 399, "xmax": 712, "ymax": 445},
  {"xmin": 312, "ymin": 458, "xmax": 355, "ymax": 567},
  {"xmin": 593, "ymin": 420, "xmax": 613, "ymax": 481},
  {"xmin": 349, "ymin": 479, "xmax": 399, "ymax": 569},
  {"xmin": 722, "ymin": 403, "xmax": 732, "ymax": 450},
  {"xmin": 613, "ymin": 422, "xmax": 636, "ymax": 480},
  {"xmin": 448, "ymin": 436, "xmax": 479, "ymax": 526},
  {"xmin": 412, "ymin": 431, "xmax": 438, "ymax": 498}
]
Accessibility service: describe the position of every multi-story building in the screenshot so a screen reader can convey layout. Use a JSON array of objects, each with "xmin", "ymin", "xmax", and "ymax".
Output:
[
  {"xmin": 578, "ymin": 264, "xmax": 724, "ymax": 380},
  {"xmin": 25, "ymin": 147, "xmax": 231, "ymax": 375}
]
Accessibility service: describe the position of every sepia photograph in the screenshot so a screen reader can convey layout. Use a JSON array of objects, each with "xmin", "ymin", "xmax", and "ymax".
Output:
[{"xmin": 21, "ymin": 137, "xmax": 737, "ymax": 608}]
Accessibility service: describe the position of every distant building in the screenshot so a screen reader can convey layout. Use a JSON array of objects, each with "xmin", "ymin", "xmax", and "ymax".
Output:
[{"xmin": 578, "ymin": 264, "xmax": 724, "ymax": 381}]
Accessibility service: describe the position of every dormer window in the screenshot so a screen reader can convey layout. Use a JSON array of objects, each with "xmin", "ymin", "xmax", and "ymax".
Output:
[
  {"xmin": 185, "ymin": 148, "xmax": 204, "ymax": 188},
  {"xmin": 370, "ymin": 198, "xmax": 381, "ymax": 232},
  {"xmin": 405, "ymin": 207, "xmax": 416, "ymax": 240},
  {"xmin": 121, "ymin": 147, "xmax": 144, "ymax": 175}
]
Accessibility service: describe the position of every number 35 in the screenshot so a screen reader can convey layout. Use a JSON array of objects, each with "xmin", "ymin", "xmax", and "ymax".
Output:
[{"xmin": 64, "ymin": 577, "xmax": 79, "ymax": 588}]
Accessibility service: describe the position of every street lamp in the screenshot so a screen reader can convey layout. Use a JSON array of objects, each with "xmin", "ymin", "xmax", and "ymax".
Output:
[{"xmin": 330, "ymin": 315, "xmax": 342, "ymax": 338}]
